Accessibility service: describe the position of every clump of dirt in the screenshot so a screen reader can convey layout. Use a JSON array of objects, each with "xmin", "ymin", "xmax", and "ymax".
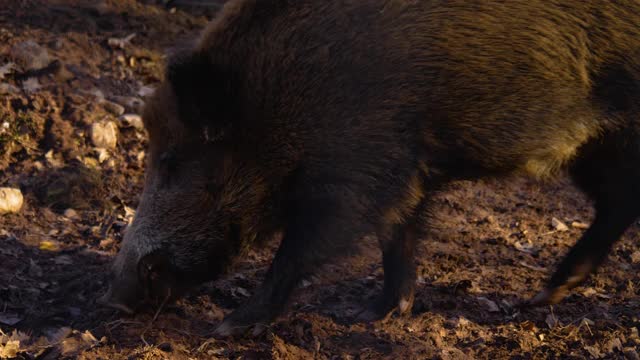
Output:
[{"xmin": 1, "ymin": 1, "xmax": 639, "ymax": 359}]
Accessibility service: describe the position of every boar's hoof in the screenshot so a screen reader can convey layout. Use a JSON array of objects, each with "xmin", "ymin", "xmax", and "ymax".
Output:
[
  {"xmin": 355, "ymin": 293, "xmax": 414, "ymax": 323},
  {"xmin": 212, "ymin": 315, "xmax": 270, "ymax": 338},
  {"xmin": 528, "ymin": 285, "xmax": 570, "ymax": 307},
  {"xmin": 97, "ymin": 292, "xmax": 136, "ymax": 315},
  {"xmin": 212, "ymin": 320, "xmax": 245, "ymax": 338}
]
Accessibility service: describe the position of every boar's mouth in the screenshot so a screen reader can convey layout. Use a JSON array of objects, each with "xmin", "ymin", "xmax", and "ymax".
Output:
[
  {"xmin": 98, "ymin": 250, "xmax": 181, "ymax": 315},
  {"xmin": 99, "ymin": 224, "xmax": 244, "ymax": 314}
]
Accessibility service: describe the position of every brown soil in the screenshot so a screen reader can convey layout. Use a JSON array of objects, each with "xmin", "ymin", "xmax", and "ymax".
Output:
[{"xmin": 1, "ymin": 1, "xmax": 639, "ymax": 359}]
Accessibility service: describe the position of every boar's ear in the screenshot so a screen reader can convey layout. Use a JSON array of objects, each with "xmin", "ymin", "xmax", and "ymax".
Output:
[{"xmin": 166, "ymin": 50, "xmax": 235, "ymax": 138}]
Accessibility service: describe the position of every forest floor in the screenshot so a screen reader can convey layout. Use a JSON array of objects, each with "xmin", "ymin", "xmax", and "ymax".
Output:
[{"xmin": 0, "ymin": 1, "xmax": 639, "ymax": 359}]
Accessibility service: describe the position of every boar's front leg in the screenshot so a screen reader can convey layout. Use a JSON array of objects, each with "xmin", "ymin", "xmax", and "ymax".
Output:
[
  {"xmin": 356, "ymin": 219, "xmax": 420, "ymax": 322},
  {"xmin": 214, "ymin": 188, "xmax": 370, "ymax": 337}
]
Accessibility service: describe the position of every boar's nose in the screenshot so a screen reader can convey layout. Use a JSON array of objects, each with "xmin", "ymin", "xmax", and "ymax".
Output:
[{"xmin": 97, "ymin": 277, "xmax": 142, "ymax": 315}]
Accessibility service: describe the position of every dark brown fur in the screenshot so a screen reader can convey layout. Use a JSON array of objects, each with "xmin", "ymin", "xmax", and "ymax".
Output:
[{"xmin": 101, "ymin": 0, "xmax": 640, "ymax": 336}]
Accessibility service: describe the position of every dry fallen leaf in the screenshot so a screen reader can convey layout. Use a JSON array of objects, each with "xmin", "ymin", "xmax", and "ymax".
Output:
[
  {"xmin": 545, "ymin": 313, "xmax": 559, "ymax": 329},
  {"xmin": 107, "ymin": 33, "xmax": 136, "ymax": 49},
  {"xmin": 22, "ymin": 77, "xmax": 41, "ymax": 93},
  {"xmin": 60, "ymin": 330, "xmax": 100, "ymax": 356},
  {"xmin": 0, "ymin": 330, "xmax": 30, "ymax": 359},
  {"xmin": 0, "ymin": 339, "xmax": 20, "ymax": 359},
  {"xmin": 520, "ymin": 320, "xmax": 536, "ymax": 331},
  {"xmin": 46, "ymin": 327, "xmax": 72, "ymax": 344},
  {"xmin": 582, "ymin": 287, "xmax": 598, "ymax": 297},
  {"xmin": 39, "ymin": 240, "xmax": 60, "ymax": 251},
  {"xmin": 0, "ymin": 62, "xmax": 15, "ymax": 80},
  {"xmin": 513, "ymin": 241, "xmax": 535, "ymax": 254}
]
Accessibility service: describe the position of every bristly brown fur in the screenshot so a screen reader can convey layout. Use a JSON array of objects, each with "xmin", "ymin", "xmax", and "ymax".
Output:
[{"xmin": 105, "ymin": 0, "xmax": 640, "ymax": 333}]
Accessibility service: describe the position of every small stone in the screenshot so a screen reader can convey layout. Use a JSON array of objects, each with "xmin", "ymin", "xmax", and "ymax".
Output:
[
  {"xmin": 90, "ymin": 121, "xmax": 118, "ymax": 149},
  {"xmin": 85, "ymin": 88, "xmax": 105, "ymax": 101},
  {"xmin": 10, "ymin": 40, "xmax": 51, "ymax": 71},
  {"xmin": 0, "ymin": 83, "xmax": 19, "ymax": 94},
  {"xmin": 0, "ymin": 187, "xmax": 24, "ymax": 214},
  {"xmin": 571, "ymin": 221, "xmax": 590, "ymax": 229},
  {"xmin": 477, "ymin": 296, "xmax": 500, "ymax": 313},
  {"xmin": 551, "ymin": 217, "xmax": 569, "ymax": 232},
  {"xmin": 102, "ymin": 101, "xmax": 125, "ymax": 116},
  {"xmin": 631, "ymin": 251, "xmax": 640, "ymax": 264},
  {"xmin": 234, "ymin": 287, "xmax": 251, "ymax": 297},
  {"xmin": 120, "ymin": 114, "xmax": 144, "ymax": 130},
  {"xmin": 111, "ymin": 96, "xmax": 145, "ymax": 113},
  {"xmin": 63, "ymin": 208, "xmax": 80, "ymax": 220}
]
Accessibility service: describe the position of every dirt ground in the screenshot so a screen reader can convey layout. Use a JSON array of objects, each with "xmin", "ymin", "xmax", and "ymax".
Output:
[{"xmin": 1, "ymin": 1, "xmax": 639, "ymax": 359}]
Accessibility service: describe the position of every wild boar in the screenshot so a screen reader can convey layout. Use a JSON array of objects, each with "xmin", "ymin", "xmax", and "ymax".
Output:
[{"xmin": 100, "ymin": 0, "xmax": 640, "ymax": 337}]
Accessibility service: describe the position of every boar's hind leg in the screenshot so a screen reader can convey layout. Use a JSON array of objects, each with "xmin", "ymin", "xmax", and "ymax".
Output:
[
  {"xmin": 531, "ymin": 130, "xmax": 640, "ymax": 305},
  {"xmin": 214, "ymin": 191, "xmax": 369, "ymax": 337}
]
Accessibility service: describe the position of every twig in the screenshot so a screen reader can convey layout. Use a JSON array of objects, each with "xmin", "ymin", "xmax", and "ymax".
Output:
[{"xmin": 140, "ymin": 293, "xmax": 171, "ymax": 347}]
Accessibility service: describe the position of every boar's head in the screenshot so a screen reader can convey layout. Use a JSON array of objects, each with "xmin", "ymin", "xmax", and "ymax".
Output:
[{"xmin": 99, "ymin": 55, "xmax": 273, "ymax": 313}]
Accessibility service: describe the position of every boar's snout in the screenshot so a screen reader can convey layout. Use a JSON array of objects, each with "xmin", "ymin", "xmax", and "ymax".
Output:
[
  {"xmin": 98, "ymin": 271, "xmax": 142, "ymax": 315},
  {"xmin": 99, "ymin": 246, "xmax": 179, "ymax": 314}
]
